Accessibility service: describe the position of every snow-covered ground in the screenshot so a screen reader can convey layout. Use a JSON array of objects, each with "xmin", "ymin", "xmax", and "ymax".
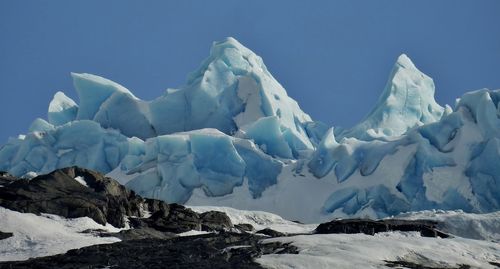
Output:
[
  {"xmin": 192, "ymin": 206, "xmax": 500, "ymax": 267},
  {"xmin": 2, "ymin": 204, "xmax": 500, "ymax": 267},
  {"xmin": 257, "ymin": 232, "xmax": 500, "ymax": 269},
  {"xmin": 190, "ymin": 206, "xmax": 316, "ymax": 234},
  {"xmin": 395, "ymin": 210, "xmax": 500, "ymax": 242},
  {"xmin": 0, "ymin": 207, "xmax": 121, "ymax": 261}
]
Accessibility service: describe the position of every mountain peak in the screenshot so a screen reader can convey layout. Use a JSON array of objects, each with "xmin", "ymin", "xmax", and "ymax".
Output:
[
  {"xmin": 187, "ymin": 37, "xmax": 266, "ymax": 85},
  {"xmin": 395, "ymin": 53, "xmax": 416, "ymax": 69},
  {"xmin": 341, "ymin": 54, "xmax": 445, "ymax": 140}
]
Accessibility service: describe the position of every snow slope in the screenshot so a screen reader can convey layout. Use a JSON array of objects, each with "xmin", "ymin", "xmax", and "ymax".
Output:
[
  {"xmin": 1, "ymin": 38, "xmax": 500, "ymax": 222},
  {"xmin": 258, "ymin": 232, "xmax": 500, "ymax": 269},
  {"xmin": 0, "ymin": 207, "xmax": 121, "ymax": 261},
  {"xmin": 396, "ymin": 210, "xmax": 500, "ymax": 242}
]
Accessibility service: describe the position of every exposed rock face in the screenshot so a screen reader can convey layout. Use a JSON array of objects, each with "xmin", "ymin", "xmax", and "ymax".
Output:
[
  {"xmin": 0, "ymin": 171, "xmax": 15, "ymax": 186},
  {"xmin": 0, "ymin": 167, "xmax": 144, "ymax": 227},
  {"xmin": 130, "ymin": 205, "xmax": 201, "ymax": 234},
  {"xmin": 235, "ymin": 223, "xmax": 255, "ymax": 232},
  {"xmin": 113, "ymin": 228, "xmax": 177, "ymax": 241},
  {"xmin": 0, "ymin": 232, "xmax": 298, "ymax": 269},
  {"xmin": 256, "ymin": 228, "xmax": 286, "ymax": 237},
  {"xmin": 315, "ymin": 219, "xmax": 449, "ymax": 238},
  {"xmin": 0, "ymin": 167, "xmax": 236, "ymax": 233}
]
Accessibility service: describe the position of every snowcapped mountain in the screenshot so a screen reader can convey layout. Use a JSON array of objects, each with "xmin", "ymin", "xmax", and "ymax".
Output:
[{"xmin": 0, "ymin": 38, "xmax": 499, "ymax": 223}]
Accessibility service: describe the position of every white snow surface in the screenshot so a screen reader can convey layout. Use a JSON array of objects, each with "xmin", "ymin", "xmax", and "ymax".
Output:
[
  {"xmin": 396, "ymin": 210, "xmax": 500, "ymax": 242},
  {"xmin": 258, "ymin": 232, "xmax": 500, "ymax": 269},
  {"xmin": 0, "ymin": 207, "xmax": 121, "ymax": 261},
  {"xmin": 74, "ymin": 175, "xmax": 88, "ymax": 187}
]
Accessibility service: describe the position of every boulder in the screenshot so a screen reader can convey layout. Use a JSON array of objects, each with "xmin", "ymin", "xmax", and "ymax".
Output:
[{"xmin": 199, "ymin": 211, "xmax": 233, "ymax": 232}]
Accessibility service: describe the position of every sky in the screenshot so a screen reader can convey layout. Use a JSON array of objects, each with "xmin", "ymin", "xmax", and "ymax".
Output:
[{"xmin": 0, "ymin": 1, "xmax": 499, "ymax": 143}]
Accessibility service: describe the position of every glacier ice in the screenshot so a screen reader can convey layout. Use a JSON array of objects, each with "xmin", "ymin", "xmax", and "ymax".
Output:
[
  {"xmin": 341, "ymin": 54, "xmax": 446, "ymax": 140},
  {"xmin": 1, "ymin": 38, "xmax": 500, "ymax": 222},
  {"xmin": 118, "ymin": 129, "xmax": 283, "ymax": 203},
  {"xmin": 48, "ymin": 92, "xmax": 79, "ymax": 125},
  {"xmin": 0, "ymin": 120, "xmax": 133, "ymax": 177},
  {"xmin": 64, "ymin": 38, "xmax": 314, "ymax": 148}
]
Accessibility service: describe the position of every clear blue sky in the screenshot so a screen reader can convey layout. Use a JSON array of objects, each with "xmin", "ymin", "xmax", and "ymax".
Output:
[{"xmin": 1, "ymin": 1, "xmax": 499, "ymax": 143}]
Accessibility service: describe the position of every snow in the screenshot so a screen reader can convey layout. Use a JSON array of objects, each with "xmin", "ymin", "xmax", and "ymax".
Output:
[
  {"xmin": 257, "ymin": 232, "xmax": 500, "ymax": 269},
  {"xmin": 74, "ymin": 175, "xmax": 88, "ymax": 187},
  {"xmin": 396, "ymin": 210, "xmax": 500, "ymax": 242},
  {"xmin": 0, "ymin": 207, "xmax": 121, "ymax": 261},
  {"xmin": 178, "ymin": 230, "xmax": 211, "ymax": 237}
]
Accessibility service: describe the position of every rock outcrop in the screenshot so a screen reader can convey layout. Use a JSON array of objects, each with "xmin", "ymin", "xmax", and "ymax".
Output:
[
  {"xmin": 315, "ymin": 219, "xmax": 449, "ymax": 238},
  {"xmin": 0, "ymin": 232, "xmax": 298, "ymax": 269},
  {"xmin": 0, "ymin": 167, "xmax": 242, "ymax": 233}
]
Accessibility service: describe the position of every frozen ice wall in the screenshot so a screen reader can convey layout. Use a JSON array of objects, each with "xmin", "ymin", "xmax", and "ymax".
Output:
[{"xmin": 1, "ymin": 38, "xmax": 499, "ymax": 222}]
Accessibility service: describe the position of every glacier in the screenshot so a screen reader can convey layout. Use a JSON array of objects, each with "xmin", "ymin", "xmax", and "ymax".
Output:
[{"xmin": 1, "ymin": 37, "xmax": 499, "ymax": 223}]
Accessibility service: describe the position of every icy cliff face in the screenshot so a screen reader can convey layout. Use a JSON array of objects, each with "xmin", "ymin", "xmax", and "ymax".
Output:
[{"xmin": 0, "ymin": 38, "xmax": 499, "ymax": 222}]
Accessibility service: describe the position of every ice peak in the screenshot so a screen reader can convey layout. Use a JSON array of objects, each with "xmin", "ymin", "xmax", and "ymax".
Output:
[
  {"xmin": 341, "ymin": 54, "xmax": 445, "ymax": 140},
  {"xmin": 71, "ymin": 72, "xmax": 138, "ymax": 120},
  {"xmin": 395, "ymin": 53, "xmax": 416, "ymax": 69},
  {"xmin": 187, "ymin": 37, "xmax": 266, "ymax": 84},
  {"xmin": 48, "ymin": 91, "xmax": 78, "ymax": 126},
  {"xmin": 210, "ymin": 37, "xmax": 249, "ymax": 54},
  {"xmin": 70, "ymin": 73, "xmax": 136, "ymax": 98}
]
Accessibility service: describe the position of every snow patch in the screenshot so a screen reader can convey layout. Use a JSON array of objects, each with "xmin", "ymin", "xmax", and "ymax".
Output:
[
  {"xmin": 74, "ymin": 176, "xmax": 88, "ymax": 187},
  {"xmin": 0, "ymin": 207, "xmax": 120, "ymax": 261}
]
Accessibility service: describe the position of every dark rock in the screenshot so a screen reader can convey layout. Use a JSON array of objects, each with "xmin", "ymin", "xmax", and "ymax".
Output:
[
  {"xmin": 315, "ymin": 219, "xmax": 449, "ymax": 238},
  {"xmin": 0, "ymin": 232, "xmax": 298, "ymax": 269},
  {"xmin": 0, "ymin": 171, "xmax": 16, "ymax": 187},
  {"xmin": 135, "ymin": 204, "xmax": 202, "ymax": 233},
  {"xmin": 489, "ymin": 261, "xmax": 500, "ymax": 268},
  {"xmin": 0, "ymin": 166, "xmax": 149, "ymax": 227},
  {"xmin": 79, "ymin": 228, "xmax": 109, "ymax": 235},
  {"xmin": 256, "ymin": 228, "xmax": 285, "ymax": 237},
  {"xmin": 385, "ymin": 260, "xmax": 471, "ymax": 269},
  {"xmin": 235, "ymin": 223, "xmax": 255, "ymax": 232},
  {"xmin": 200, "ymin": 211, "xmax": 233, "ymax": 232},
  {"xmin": 0, "ymin": 231, "xmax": 13, "ymax": 240},
  {"xmin": 0, "ymin": 167, "xmax": 235, "ymax": 233},
  {"xmin": 113, "ymin": 227, "xmax": 177, "ymax": 241}
]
